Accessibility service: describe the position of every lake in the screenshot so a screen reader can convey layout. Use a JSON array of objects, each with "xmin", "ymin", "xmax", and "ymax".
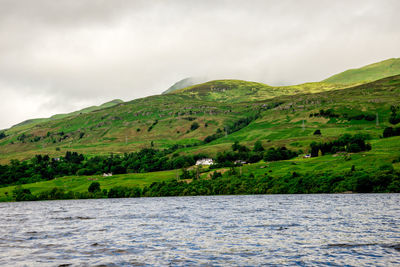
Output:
[{"xmin": 0, "ymin": 194, "xmax": 399, "ymax": 266}]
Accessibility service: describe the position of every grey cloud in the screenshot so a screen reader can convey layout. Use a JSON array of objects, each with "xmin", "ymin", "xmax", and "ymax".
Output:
[{"xmin": 0, "ymin": 0, "xmax": 399, "ymax": 129}]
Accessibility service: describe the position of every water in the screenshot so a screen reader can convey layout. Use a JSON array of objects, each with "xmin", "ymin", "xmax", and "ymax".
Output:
[{"xmin": 0, "ymin": 194, "xmax": 399, "ymax": 266}]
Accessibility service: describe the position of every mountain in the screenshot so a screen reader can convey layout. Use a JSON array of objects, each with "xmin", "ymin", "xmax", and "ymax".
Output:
[
  {"xmin": 1, "ymin": 58, "xmax": 400, "ymax": 199},
  {"xmin": 0, "ymin": 58, "xmax": 400, "ymax": 166},
  {"xmin": 162, "ymin": 77, "xmax": 208, "ymax": 94},
  {"xmin": 323, "ymin": 58, "xmax": 400, "ymax": 84}
]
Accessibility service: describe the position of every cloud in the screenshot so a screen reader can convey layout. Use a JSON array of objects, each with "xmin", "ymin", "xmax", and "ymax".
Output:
[{"xmin": 0, "ymin": 0, "xmax": 399, "ymax": 129}]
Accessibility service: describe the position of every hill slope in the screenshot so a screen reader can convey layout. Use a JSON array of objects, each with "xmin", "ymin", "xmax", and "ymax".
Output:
[
  {"xmin": 11, "ymin": 99, "xmax": 123, "ymax": 129},
  {"xmin": 1, "ymin": 58, "xmax": 400, "ymax": 164},
  {"xmin": 170, "ymin": 79, "xmax": 351, "ymax": 102},
  {"xmin": 0, "ymin": 74, "xmax": 399, "ymax": 164},
  {"xmin": 323, "ymin": 58, "xmax": 400, "ymax": 84}
]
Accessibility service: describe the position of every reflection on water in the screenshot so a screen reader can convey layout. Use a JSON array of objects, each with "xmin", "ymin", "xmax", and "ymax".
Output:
[{"xmin": 0, "ymin": 194, "xmax": 399, "ymax": 266}]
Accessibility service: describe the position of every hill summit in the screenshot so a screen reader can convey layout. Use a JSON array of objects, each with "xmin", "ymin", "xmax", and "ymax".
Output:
[{"xmin": 162, "ymin": 77, "xmax": 209, "ymax": 94}]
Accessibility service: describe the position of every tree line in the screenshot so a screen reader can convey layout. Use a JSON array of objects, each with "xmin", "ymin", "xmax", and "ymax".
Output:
[
  {"xmin": 9, "ymin": 163, "xmax": 400, "ymax": 201},
  {"xmin": 0, "ymin": 139, "xmax": 298, "ymax": 187},
  {"xmin": 310, "ymin": 133, "xmax": 371, "ymax": 157},
  {"xmin": 309, "ymin": 109, "xmax": 376, "ymax": 121}
]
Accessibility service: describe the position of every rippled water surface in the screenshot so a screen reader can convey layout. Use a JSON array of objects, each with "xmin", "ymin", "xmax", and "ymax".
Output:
[{"xmin": 1, "ymin": 194, "xmax": 399, "ymax": 266}]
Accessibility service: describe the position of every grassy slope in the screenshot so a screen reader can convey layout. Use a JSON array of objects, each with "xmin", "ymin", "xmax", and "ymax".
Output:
[
  {"xmin": 4, "ymin": 58, "xmax": 398, "ymax": 163},
  {"xmin": 0, "ymin": 75, "xmax": 400, "ymax": 164},
  {"xmin": 175, "ymin": 75, "xmax": 400, "ymax": 156},
  {"xmin": 169, "ymin": 79, "xmax": 349, "ymax": 103},
  {"xmin": 1, "ymin": 135, "xmax": 399, "ymax": 201},
  {"xmin": 0, "ymin": 93, "xmax": 254, "ymax": 163},
  {"xmin": 323, "ymin": 58, "xmax": 400, "ymax": 84},
  {"xmin": 10, "ymin": 99, "xmax": 123, "ymax": 129}
]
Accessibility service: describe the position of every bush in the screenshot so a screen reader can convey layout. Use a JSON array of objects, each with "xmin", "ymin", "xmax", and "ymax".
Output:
[
  {"xmin": 389, "ymin": 106, "xmax": 400, "ymax": 125},
  {"xmin": 88, "ymin": 182, "xmax": 101, "ymax": 193},
  {"xmin": 364, "ymin": 114, "xmax": 375, "ymax": 121},
  {"xmin": 12, "ymin": 186, "xmax": 35, "ymax": 201},
  {"xmin": 383, "ymin": 127, "xmax": 394, "ymax": 138},
  {"xmin": 253, "ymin": 140, "xmax": 264, "ymax": 152},
  {"xmin": 383, "ymin": 127, "xmax": 400, "ymax": 138},
  {"xmin": 190, "ymin": 122, "xmax": 199, "ymax": 131}
]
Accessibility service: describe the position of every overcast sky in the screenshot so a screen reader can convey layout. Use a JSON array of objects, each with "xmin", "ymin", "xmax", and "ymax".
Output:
[{"xmin": 0, "ymin": 0, "xmax": 399, "ymax": 129}]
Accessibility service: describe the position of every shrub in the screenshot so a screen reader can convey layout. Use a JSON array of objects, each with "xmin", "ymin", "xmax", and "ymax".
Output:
[
  {"xmin": 383, "ymin": 127, "xmax": 400, "ymax": 138},
  {"xmin": 88, "ymin": 182, "xmax": 101, "ymax": 193},
  {"xmin": 253, "ymin": 140, "xmax": 265, "ymax": 152},
  {"xmin": 190, "ymin": 122, "xmax": 199, "ymax": 131}
]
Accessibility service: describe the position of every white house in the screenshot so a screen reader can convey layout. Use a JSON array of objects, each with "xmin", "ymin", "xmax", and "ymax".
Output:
[
  {"xmin": 103, "ymin": 173, "xmax": 113, "ymax": 177},
  {"xmin": 195, "ymin": 158, "xmax": 214, "ymax": 166}
]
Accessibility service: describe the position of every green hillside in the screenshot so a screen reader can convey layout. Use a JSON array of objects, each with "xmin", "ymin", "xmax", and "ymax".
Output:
[
  {"xmin": 1, "ymin": 58, "xmax": 400, "ymax": 201},
  {"xmin": 1, "ymin": 134, "xmax": 399, "ymax": 201},
  {"xmin": 323, "ymin": 58, "xmax": 400, "ymax": 84},
  {"xmin": 1, "ymin": 74, "xmax": 399, "ymax": 165},
  {"xmin": 169, "ymin": 79, "xmax": 349, "ymax": 103},
  {"xmin": 11, "ymin": 99, "xmax": 123, "ymax": 130}
]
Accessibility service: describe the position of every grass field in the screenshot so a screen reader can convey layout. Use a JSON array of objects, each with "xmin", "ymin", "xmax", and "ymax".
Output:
[{"xmin": 0, "ymin": 169, "xmax": 177, "ymax": 201}]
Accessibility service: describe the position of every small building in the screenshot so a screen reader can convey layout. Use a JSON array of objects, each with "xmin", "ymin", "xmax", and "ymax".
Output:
[
  {"xmin": 103, "ymin": 173, "xmax": 113, "ymax": 177},
  {"xmin": 234, "ymin": 160, "xmax": 247, "ymax": 165},
  {"xmin": 303, "ymin": 154, "xmax": 311, "ymax": 158},
  {"xmin": 195, "ymin": 158, "xmax": 214, "ymax": 166}
]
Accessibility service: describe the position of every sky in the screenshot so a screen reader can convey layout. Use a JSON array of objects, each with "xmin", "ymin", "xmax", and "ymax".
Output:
[{"xmin": 0, "ymin": 0, "xmax": 399, "ymax": 129}]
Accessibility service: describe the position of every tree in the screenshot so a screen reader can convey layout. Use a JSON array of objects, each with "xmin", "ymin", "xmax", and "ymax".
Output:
[
  {"xmin": 190, "ymin": 122, "xmax": 199, "ymax": 131},
  {"xmin": 389, "ymin": 105, "xmax": 400, "ymax": 125},
  {"xmin": 88, "ymin": 182, "xmax": 101, "ymax": 193},
  {"xmin": 180, "ymin": 168, "xmax": 194, "ymax": 180},
  {"xmin": 310, "ymin": 142, "xmax": 320, "ymax": 157},
  {"xmin": 12, "ymin": 186, "xmax": 35, "ymax": 201},
  {"xmin": 211, "ymin": 171, "xmax": 222, "ymax": 180},
  {"xmin": 313, "ymin": 129, "xmax": 321, "ymax": 135},
  {"xmin": 383, "ymin": 127, "xmax": 394, "ymax": 138},
  {"xmin": 253, "ymin": 140, "xmax": 264, "ymax": 152},
  {"xmin": 347, "ymin": 143, "xmax": 361, "ymax": 153},
  {"xmin": 232, "ymin": 141, "xmax": 240, "ymax": 151}
]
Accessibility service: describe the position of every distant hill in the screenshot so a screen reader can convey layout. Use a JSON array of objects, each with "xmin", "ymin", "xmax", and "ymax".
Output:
[
  {"xmin": 323, "ymin": 58, "xmax": 400, "ymax": 84},
  {"xmin": 12, "ymin": 99, "xmax": 123, "ymax": 128},
  {"xmin": 162, "ymin": 77, "xmax": 208, "ymax": 94}
]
